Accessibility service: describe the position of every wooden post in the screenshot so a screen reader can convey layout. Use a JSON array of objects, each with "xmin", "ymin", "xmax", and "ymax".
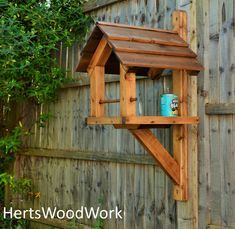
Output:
[
  {"xmin": 172, "ymin": 11, "xmax": 188, "ymax": 201},
  {"xmin": 89, "ymin": 66, "xmax": 105, "ymax": 117},
  {"xmin": 87, "ymin": 36, "xmax": 112, "ymax": 117},
  {"xmin": 120, "ymin": 64, "xmax": 136, "ymax": 116}
]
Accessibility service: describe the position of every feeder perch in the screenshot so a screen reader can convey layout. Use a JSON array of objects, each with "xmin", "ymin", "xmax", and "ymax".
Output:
[{"xmin": 76, "ymin": 10, "xmax": 204, "ymax": 201}]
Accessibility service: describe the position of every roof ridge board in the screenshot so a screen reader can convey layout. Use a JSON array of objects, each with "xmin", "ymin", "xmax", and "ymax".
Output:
[
  {"xmin": 96, "ymin": 21, "xmax": 177, "ymax": 34},
  {"xmin": 112, "ymin": 47, "xmax": 197, "ymax": 58},
  {"xmin": 107, "ymin": 35, "xmax": 189, "ymax": 48},
  {"xmin": 108, "ymin": 39, "xmax": 196, "ymax": 57}
]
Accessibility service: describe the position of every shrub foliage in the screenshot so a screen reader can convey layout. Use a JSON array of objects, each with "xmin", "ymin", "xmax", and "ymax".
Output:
[{"xmin": 0, "ymin": 0, "xmax": 92, "ymax": 227}]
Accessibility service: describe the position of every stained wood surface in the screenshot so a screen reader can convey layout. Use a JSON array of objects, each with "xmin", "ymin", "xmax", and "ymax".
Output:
[
  {"xmin": 98, "ymin": 24, "xmax": 187, "ymax": 46},
  {"xmin": 111, "ymin": 39, "xmax": 197, "ymax": 57},
  {"xmin": 116, "ymin": 51, "xmax": 203, "ymax": 72},
  {"xmin": 89, "ymin": 66, "xmax": 105, "ymax": 116},
  {"xmin": 172, "ymin": 11, "xmax": 188, "ymax": 201},
  {"xmin": 130, "ymin": 129, "xmax": 180, "ymax": 184},
  {"xmin": 87, "ymin": 36, "xmax": 112, "ymax": 72},
  {"xmin": 76, "ymin": 20, "xmax": 203, "ymax": 76},
  {"xmin": 120, "ymin": 64, "xmax": 136, "ymax": 116},
  {"xmin": 87, "ymin": 116, "xmax": 199, "ymax": 125}
]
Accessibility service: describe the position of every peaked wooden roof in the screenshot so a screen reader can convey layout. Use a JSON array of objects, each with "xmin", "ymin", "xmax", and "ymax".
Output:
[{"xmin": 76, "ymin": 22, "xmax": 203, "ymax": 76}]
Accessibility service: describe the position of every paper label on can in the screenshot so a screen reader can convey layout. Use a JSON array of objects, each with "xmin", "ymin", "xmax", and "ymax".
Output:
[{"xmin": 170, "ymin": 98, "xmax": 178, "ymax": 115}]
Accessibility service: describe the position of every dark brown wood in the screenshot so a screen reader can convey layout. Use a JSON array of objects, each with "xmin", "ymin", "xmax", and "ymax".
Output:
[
  {"xmin": 130, "ymin": 97, "xmax": 137, "ymax": 102},
  {"xmin": 116, "ymin": 51, "xmax": 204, "ymax": 72},
  {"xmin": 87, "ymin": 36, "xmax": 112, "ymax": 73},
  {"xmin": 106, "ymin": 34, "xmax": 188, "ymax": 48},
  {"xmin": 99, "ymin": 99, "xmax": 120, "ymax": 104},
  {"xmin": 111, "ymin": 40, "xmax": 197, "ymax": 57},
  {"xmin": 98, "ymin": 24, "xmax": 188, "ymax": 47},
  {"xmin": 148, "ymin": 68, "xmax": 163, "ymax": 80},
  {"xmin": 98, "ymin": 97, "xmax": 137, "ymax": 104},
  {"xmin": 76, "ymin": 22, "xmax": 203, "ymax": 76}
]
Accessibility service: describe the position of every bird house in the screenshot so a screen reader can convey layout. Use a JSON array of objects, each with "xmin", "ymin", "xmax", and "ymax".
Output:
[{"xmin": 76, "ymin": 11, "xmax": 204, "ymax": 201}]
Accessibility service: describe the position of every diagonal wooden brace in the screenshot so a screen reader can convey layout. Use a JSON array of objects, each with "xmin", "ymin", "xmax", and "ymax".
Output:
[{"xmin": 130, "ymin": 129, "xmax": 180, "ymax": 185}]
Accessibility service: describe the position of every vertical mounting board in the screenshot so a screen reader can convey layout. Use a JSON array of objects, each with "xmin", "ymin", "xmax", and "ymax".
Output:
[{"xmin": 172, "ymin": 11, "xmax": 189, "ymax": 201}]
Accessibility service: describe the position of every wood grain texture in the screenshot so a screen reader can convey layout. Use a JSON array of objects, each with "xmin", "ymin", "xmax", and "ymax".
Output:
[
  {"xmin": 130, "ymin": 129, "xmax": 180, "ymax": 184},
  {"xmin": 120, "ymin": 64, "xmax": 136, "ymax": 116},
  {"xmin": 197, "ymin": 0, "xmax": 235, "ymax": 228},
  {"xmin": 111, "ymin": 39, "xmax": 197, "ymax": 57},
  {"xmin": 174, "ymin": 0, "xmax": 200, "ymax": 224},
  {"xmin": 89, "ymin": 66, "xmax": 105, "ymax": 117},
  {"xmin": 83, "ymin": 0, "xmax": 124, "ymax": 13},
  {"xmin": 196, "ymin": 0, "xmax": 211, "ymax": 228},
  {"xmin": 206, "ymin": 103, "xmax": 235, "ymax": 115},
  {"xmin": 7, "ymin": 1, "xmax": 192, "ymax": 228},
  {"xmin": 172, "ymin": 10, "xmax": 188, "ymax": 201},
  {"xmin": 10, "ymin": 0, "xmax": 235, "ymax": 228},
  {"xmin": 77, "ymin": 20, "xmax": 203, "ymax": 75},
  {"xmin": 86, "ymin": 116, "xmax": 199, "ymax": 125},
  {"xmin": 87, "ymin": 36, "xmax": 112, "ymax": 73},
  {"xmin": 19, "ymin": 148, "xmax": 158, "ymax": 165},
  {"xmin": 98, "ymin": 23, "xmax": 187, "ymax": 46},
  {"xmin": 116, "ymin": 51, "xmax": 203, "ymax": 72}
]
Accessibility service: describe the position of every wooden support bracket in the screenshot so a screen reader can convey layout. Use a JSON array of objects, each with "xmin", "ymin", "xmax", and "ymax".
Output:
[{"xmin": 130, "ymin": 129, "xmax": 180, "ymax": 184}]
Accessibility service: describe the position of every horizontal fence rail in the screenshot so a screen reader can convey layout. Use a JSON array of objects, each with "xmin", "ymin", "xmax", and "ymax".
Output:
[
  {"xmin": 205, "ymin": 103, "xmax": 235, "ymax": 115},
  {"xmin": 20, "ymin": 148, "xmax": 158, "ymax": 166}
]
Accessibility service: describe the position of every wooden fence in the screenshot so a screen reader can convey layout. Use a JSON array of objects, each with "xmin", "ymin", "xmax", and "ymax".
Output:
[{"xmin": 7, "ymin": 0, "xmax": 235, "ymax": 228}]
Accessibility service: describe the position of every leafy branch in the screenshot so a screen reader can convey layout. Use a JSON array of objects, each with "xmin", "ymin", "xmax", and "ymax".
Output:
[{"xmin": 0, "ymin": 0, "xmax": 92, "ymax": 227}]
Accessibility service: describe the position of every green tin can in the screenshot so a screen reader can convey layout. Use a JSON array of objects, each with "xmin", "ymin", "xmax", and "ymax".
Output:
[{"xmin": 160, "ymin": 94, "xmax": 179, "ymax": 117}]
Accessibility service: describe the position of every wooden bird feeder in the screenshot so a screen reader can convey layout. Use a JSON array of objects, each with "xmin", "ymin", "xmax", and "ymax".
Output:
[{"xmin": 76, "ymin": 11, "xmax": 204, "ymax": 201}]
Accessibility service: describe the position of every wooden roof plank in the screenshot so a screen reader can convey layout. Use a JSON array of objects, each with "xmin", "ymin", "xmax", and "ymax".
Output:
[
  {"xmin": 97, "ymin": 24, "xmax": 188, "ymax": 47},
  {"xmin": 76, "ymin": 22, "xmax": 204, "ymax": 75},
  {"xmin": 115, "ymin": 51, "xmax": 204, "ymax": 72},
  {"xmin": 110, "ymin": 40, "xmax": 197, "ymax": 57}
]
